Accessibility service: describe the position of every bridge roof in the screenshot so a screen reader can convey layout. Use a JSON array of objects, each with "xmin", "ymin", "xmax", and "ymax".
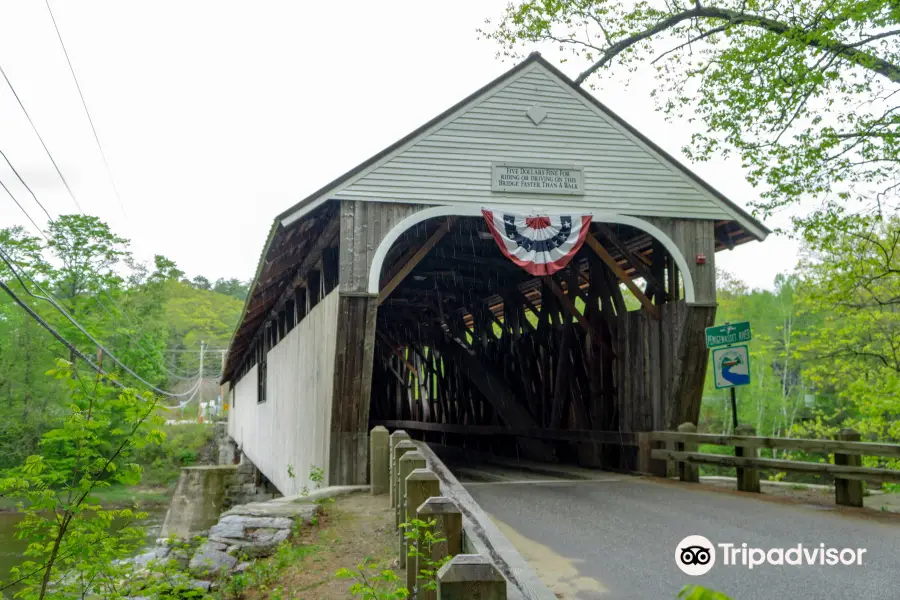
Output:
[{"xmin": 222, "ymin": 53, "xmax": 769, "ymax": 382}]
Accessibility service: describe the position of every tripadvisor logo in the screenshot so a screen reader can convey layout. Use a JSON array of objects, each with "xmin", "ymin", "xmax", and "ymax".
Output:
[{"xmin": 675, "ymin": 535, "xmax": 867, "ymax": 575}]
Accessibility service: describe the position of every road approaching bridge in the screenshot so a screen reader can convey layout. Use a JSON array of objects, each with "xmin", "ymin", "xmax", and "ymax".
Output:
[{"xmin": 455, "ymin": 466, "xmax": 900, "ymax": 600}]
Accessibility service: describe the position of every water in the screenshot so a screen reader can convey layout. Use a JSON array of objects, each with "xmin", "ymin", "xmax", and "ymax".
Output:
[{"xmin": 0, "ymin": 505, "xmax": 170, "ymax": 587}]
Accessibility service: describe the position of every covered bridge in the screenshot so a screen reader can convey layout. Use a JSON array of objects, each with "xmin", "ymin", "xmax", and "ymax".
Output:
[{"xmin": 222, "ymin": 52, "xmax": 768, "ymax": 494}]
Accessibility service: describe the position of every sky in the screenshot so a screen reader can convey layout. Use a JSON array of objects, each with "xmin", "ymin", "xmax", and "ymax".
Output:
[{"xmin": 0, "ymin": 0, "xmax": 799, "ymax": 291}]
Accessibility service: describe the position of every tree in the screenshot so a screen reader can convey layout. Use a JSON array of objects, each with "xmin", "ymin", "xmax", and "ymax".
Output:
[
  {"xmin": 0, "ymin": 363, "xmax": 163, "ymax": 599},
  {"xmin": 45, "ymin": 215, "xmax": 130, "ymax": 301},
  {"xmin": 484, "ymin": 0, "xmax": 900, "ymax": 237},
  {"xmin": 212, "ymin": 277, "xmax": 250, "ymax": 301},
  {"xmin": 796, "ymin": 216, "xmax": 900, "ymax": 440},
  {"xmin": 191, "ymin": 275, "xmax": 211, "ymax": 291}
]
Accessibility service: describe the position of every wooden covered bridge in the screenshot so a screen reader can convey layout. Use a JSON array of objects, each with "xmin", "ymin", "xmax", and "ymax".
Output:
[{"xmin": 221, "ymin": 53, "xmax": 768, "ymax": 494}]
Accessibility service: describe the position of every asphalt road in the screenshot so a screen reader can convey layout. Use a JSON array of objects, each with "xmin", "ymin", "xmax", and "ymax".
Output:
[{"xmin": 460, "ymin": 471, "xmax": 900, "ymax": 600}]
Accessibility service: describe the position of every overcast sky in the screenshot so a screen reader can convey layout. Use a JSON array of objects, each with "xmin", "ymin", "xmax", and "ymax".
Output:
[{"xmin": 0, "ymin": 0, "xmax": 798, "ymax": 290}]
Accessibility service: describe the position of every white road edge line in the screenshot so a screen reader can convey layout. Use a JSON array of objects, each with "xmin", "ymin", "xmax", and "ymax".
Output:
[{"xmin": 462, "ymin": 478, "xmax": 625, "ymax": 486}]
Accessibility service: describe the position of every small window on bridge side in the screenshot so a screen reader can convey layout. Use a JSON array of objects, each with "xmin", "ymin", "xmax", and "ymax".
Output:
[{"xmin": 257, "ymin": 326, "xmax": 268, "ymax": 404}]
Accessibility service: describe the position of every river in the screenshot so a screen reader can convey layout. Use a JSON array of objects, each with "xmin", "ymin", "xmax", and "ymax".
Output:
[{"xmin": 0, "ymin": 505, "xmax": 170, "ymax": 588}]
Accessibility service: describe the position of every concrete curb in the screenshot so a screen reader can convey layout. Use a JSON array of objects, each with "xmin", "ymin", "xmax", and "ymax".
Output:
[
  {"xmin": 272, "ymin": 485, "xmax": 370, "ymax": 504},
  {"xmin": 415, "ymin": 442, "xmax": 557, "ymax": 600}
]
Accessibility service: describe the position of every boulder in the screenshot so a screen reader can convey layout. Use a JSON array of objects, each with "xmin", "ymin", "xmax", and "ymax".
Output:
[{"xmin": 189, "ymin": 543, "xmax": 238, "ymax": 576}]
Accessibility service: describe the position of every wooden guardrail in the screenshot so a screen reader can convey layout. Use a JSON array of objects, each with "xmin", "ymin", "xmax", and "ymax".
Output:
[
  {"xmin": 648, "ymin": 423, "xmax": 900, "ymax": 507},
  {"xmin": 371, "ymin": 426, "xmax": 509, "ymax": 599},
  {"xmin": 375, "ymin": 420, "xmax": 637, "ymax": 447}
]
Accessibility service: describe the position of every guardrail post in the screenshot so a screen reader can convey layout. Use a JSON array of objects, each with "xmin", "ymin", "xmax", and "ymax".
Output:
[
  {"xmin": 638, "ymin": 432, "xmax": 667, "ymax": 477},
  {"xmin": 404, "ymin": 469, "xmax": 442, "ymax": 595},
  {"xmin": 417, "ymin": 494, "xmax": 463, "ymax": 561},
  {"xmin": 393, "ymin": 440, "xmax": 417, "ymax": 520},
  {"xmin": 734, "ymin": 424, "xmax": 760, "ymax": 493},
  {"xmin": 676, "ymin": 422, "xmax": 699, "ymax": 483},
  {"xmin": 370, "ymin": 426, "xmax": 390, "ymax": 495},
  {"xmin": 398, "ymin": 451, "xmax": 426, "ymax": 546},
  {"xmin": 834, "ymin": 429, "xmax": 864, "ymax": 507},
  {"xmin": 390, "ymin": 430, "xmax": 411, "ymax": 507},
  {"xmin": 437, "ymin": 554, "xmax": 507, "ymax": 600}
]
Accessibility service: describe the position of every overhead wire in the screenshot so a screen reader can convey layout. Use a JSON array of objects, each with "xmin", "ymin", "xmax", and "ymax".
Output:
[
  {"xmin": 43, "ymin": 0, "xmax": 126, "ymax": 216},
  {"xmin": 0, "ymin": 179, "xmax": 50, "ymax": 243},
  {"xmin": 0, "ymin": 275, "xmax": 148, "ymax": 399},
  {"xmin": 0, "ymin": 274, "xmax": 203, "ymax": 409},
  {"xmin": 0, "ymin": 148, "xmax": 201, "ymax": 380},
  {"xmin": 0, "ymin": 247, "xmax": 201, "ymax": 398},
  {"xmin": 0, "ymin": 61, "xmax": 82, "ymax": 213}
]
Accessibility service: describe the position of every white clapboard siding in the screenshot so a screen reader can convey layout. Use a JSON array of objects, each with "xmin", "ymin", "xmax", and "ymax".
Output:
[
  {"xmin": 333, "ymin": 63, "xmax": 735, "ymax": 220},
  {"xmin": 227, "ymin": 289, "xmax": 340, "ymax": 495}
]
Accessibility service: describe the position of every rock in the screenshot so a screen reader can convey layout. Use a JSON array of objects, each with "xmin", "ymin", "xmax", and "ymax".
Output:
[
  {"xmin": 208, "ymin": 514, "xmax": 293, "ymax": 543},
  {"xmin": 222, "ymin": 501, "xmax": 318, "ymax": 521},
  {"xmin": 206, "ymin": 541, "xmax": 228, "ymax": 552},
  {"xmin": 189, "ymin": 543, "xmax": 238, "ymax": 576},
  {"xmin": 187, "ymin": 579, "xmax": 211, "ymax": 592},
  {"xmin": 153, "ymin": 546, "xmax": 171, "ymax": 560},
  {"xmin": 233, "ymin": 562, "xmax": 251, "ymax": 573}
]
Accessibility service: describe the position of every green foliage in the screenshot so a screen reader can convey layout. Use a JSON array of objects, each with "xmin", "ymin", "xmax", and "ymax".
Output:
[
  {"xmin": 679, "ymin": 585, "xmax": 733, "ymax": 600},
  {"xmin": 308, "ymin": 465, "xmax": 325, "ymax": 489},
  {"xmin": 127, "ymin": 423, "xmax": 216, "ymax": 486},
  {"xmin": 483, "ymin": 0, "xmax": 900, "ymax": 239},
  {"xmin": 0, "ymin": 364, "xmax": 164, "ymax": 599},
  {"xmin": 0, "ymin": 215, "xmax": 242, "ymax": 475},
  {"xmin": 335, "ymin": 558, "xmax": 409, "ymax": 600},
  {"xmin": 697, "ymin": 220, "xmax": 900, "ymax": 484},
  {"xmin": 401, "ymin": 518, "xmax": 453, "ymax": 594}
]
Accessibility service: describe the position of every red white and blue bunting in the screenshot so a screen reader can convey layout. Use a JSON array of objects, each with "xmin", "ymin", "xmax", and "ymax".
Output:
[{"xmin": 481, "ymin": 209, "xmax": 593, "ymax": 276}]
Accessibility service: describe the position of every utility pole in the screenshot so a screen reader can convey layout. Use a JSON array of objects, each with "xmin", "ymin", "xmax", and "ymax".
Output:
[{"xmin": 198, "ymin": 340, "xmax": 205, "ymax": 423}]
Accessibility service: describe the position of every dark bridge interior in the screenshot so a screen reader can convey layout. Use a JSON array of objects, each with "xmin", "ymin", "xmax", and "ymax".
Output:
[{"xmin": 370, "ymin": 215, "xmax": 693, "ymax": 469}]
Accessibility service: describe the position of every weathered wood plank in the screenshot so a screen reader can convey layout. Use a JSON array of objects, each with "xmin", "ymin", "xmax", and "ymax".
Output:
[
  {"xmin": 375, "ymin": 420, "xmax": 637, "ymax": 446},
  {"xmin": 652, "ymin": 449, "xmax": 900, "ymax": 483},
  {"xmin": 584, "ymin": 234, "xmax": 659, "ymax": 319},
  {"xmin": 651, "ymin": 432, "xmax": 900, "ymax": 458},
  {"xmin": 379, "ymin": 217, "xmax": 457, "ymax": 304}
]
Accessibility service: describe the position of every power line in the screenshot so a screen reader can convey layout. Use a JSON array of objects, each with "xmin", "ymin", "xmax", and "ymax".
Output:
[
  {"xmin": 0, "ymin": 275, "xmax": 201, "ymax": 408},
  {"xmin": 0, "ymin": 61, "xmax": 82, "ymax": 213},
  {"xmin": 0, "ymin": 179, "xmax": 49, "ymax": 243},
  {"xmin": 43, "ymin": 0, "xmax": 126, "ymax": 217},
  {"xmin": 0, "ymin": 157, "xmax": 198, "ymax": 380},
  {"xmin": 0, "ymin": 247, "xmax": 200, "ymax": 398},
  {"xmin": 0, "ymin": 275, "xmax": 145, "ymax": 399},
  {"xmin": 0, "ymin": 148, "xmax": 53, "ymax": 223}
]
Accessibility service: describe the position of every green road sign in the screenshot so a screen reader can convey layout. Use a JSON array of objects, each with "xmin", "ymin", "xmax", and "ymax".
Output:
[
  {"xmin": 705, "ymin": 321, "xmax": 752, "ymax": 348},
  {"xmin": 712, "ymin": 345, "xmax": 751, "ymax": 389}
]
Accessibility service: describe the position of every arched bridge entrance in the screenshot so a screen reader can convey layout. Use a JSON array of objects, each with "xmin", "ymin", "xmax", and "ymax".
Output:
[{"xmin": 369, "ymin": 211, "xmax": 710, "ymax": 470}]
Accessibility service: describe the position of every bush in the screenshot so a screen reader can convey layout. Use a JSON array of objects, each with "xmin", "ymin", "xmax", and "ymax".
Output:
[{"xmin": 128, "ymin": 423, "xmax": 215, "ymax": 486}]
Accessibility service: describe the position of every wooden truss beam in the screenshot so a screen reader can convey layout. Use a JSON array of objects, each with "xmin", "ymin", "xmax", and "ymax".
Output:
[
  {"xmin": 584, "ymin": 234, "xmax": 659, "ymax": 319},
  {"xmin": 376, "ymin": 332, "xmax": 421, "ymax": 382},
  {"xmin": 594, "ymin": 223, "xmax": 665, "ymax": 297},
  {"xmin": 379, "ymin": 217, "xmax": 457, "ymax": 304},
  {"xmin": 542, "ymin": 276, "xmax": 614, "ymax": 355}
]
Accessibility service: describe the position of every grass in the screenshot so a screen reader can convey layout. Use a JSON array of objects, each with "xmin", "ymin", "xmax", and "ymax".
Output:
[
  {"xmin": 86, "ymin": 484, "xmax": 171, "ymax": 509},
  {"xmin": 223, "ymin": 492, "xmax": 397, "ymax": 599}
]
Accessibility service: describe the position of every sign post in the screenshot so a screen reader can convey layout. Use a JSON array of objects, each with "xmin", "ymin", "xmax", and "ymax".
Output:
[{"xmin": 705, "ymin": 322, "xmax": 752, "ymax": 429}]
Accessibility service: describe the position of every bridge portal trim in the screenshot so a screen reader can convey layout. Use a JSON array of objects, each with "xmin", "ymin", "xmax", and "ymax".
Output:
[{"xmin": 366, "ymin": 204, "xmax": 698, "ymax": 303}]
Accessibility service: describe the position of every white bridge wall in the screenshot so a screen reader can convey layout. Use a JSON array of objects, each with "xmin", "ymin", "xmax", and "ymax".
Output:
[{"xmin": 227, "ymin": 289, "xmax": 340, "ymax": 495}]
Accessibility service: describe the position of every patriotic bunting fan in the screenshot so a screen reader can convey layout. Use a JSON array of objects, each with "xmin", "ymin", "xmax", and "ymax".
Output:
[{"xmin": 482, "ymin": 209, "xmax": 592, "ymax": 276}]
